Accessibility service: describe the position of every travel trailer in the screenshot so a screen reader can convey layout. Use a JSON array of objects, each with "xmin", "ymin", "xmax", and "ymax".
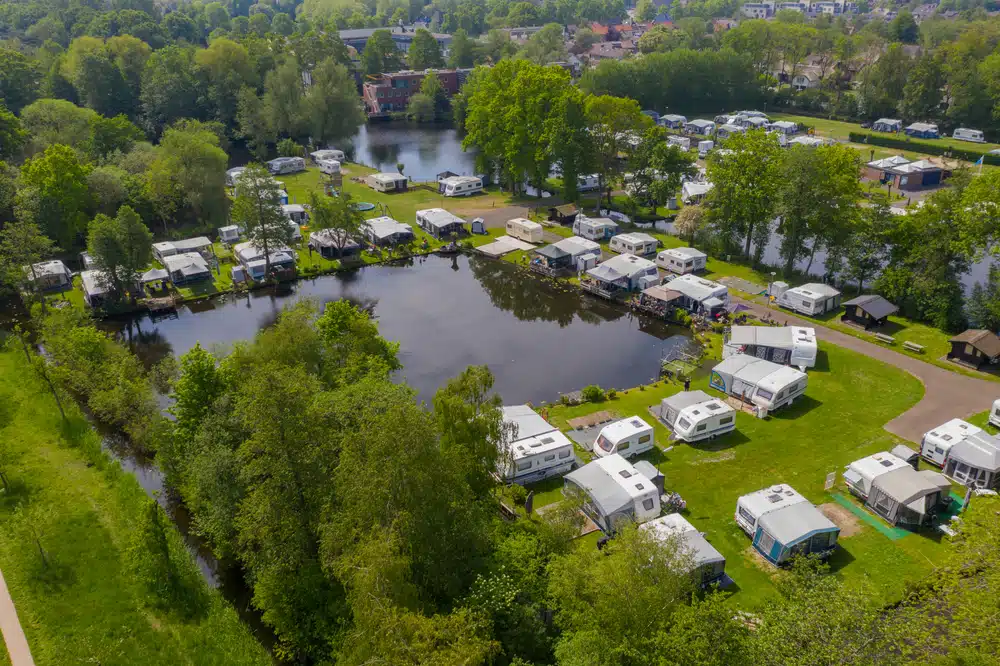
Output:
[
  {"xmin": 953, "ymin": 128, "xmax": 985, "ymax": 143},
  {"xmin": 266, "ymin": 156, "xmax": 306, "ymax": 175},
  {"xmin": 723, "ymin": 325, "xmax": 818, "ymax": 370},
  {"xmin": 531, "ymin": 236, "xmax": 601, "ymax": 275},
  {"xmin": 152, "ymin": 237, "xmax": 213, "ymax": 263},
  {"xmin": 441, "ymin": 175, "xmax": 483, "ymax": 197},
  {"xmin": 499, "ymin": 405, "xmax": 576, "ymax": 484},
  {"xmin": 658, "ymin": 390, "xmax": 736, "ymax": 443},
  {"xmin": 25, "ymin": 260, "xmax": 72, "ymax": 290},
  {"xmin": 282, "ymin": 204, "xmax": 308, "ymax": 226},
  {"xmin": 577, "ymin": 174, "xmax": 601, "ymax": 192},
  {"xmin": 317, "ymin": 158, "xmax": 341, "ymax": 175},
  {"xmin": 416, "ymin": 208, "xmax": 465, "ymax": 238},
  {"xmin": 710, "ymin": 354, "xmax": 808, "ymax": 412},
  {"xmin": 735, "ymin": 484, "xmax": 839, "ymax": 565},
  {"xmin": 505, "ymin": 218, "xmax": 544, "ymax": 243},
  {"xmin": 990, "ymin": 399, "xmax": 1000, "ymax": 428},
  {"xmin": 226, "ymin": 167, "xmax": 246, "ymax": 187},
  {"xmin": 366, "ymin": 172, "xmax": 408, "ymax": 193},
  {"xmin": 233, "ymin": 242, "xmax": 296, "ymax": 281},
  {"xmin": 843, "ymin": 451, "xmax": 913, "ymax": 499},
  {"xmin": 592, "ymin": 416, "xmax": 655, "ymax": 459},
  {"xmin": 572, "ymin": 215, "xmax": 618, "ymax": 241},
  {"xmin": 310, "ymin": 149, "xmax": 345, "ymax": 162},
  {"xmin": 774, "ymin": 282, "xmax": 842, "ymax": 316},
  {"xmin": 609, "ymin": 232, "xmax": 658, "ymax": 257},
  {"xmin": 920, "ymin": 418, "xmax": 982, "ymax": 467},
  {"xmin": 698, "ymin": 140, "xmax": 714, "ymax": 158},
  {"xmin": 665, "ymin": 273, "xmax": 729, "ymax": 316},
  {"xmin": 845, "ymin": 452, "xmax": 953, "ymax": 526},
  {"xmin": 667, "ymin": 135, "xmax": 691, "ymax": 150},
  {"xmin": 656, "ymin": 247, "xmax": 707, "ymax": 274},
  {"xmin": 943, "ymin": 431, "xmax": 1000, "ymax": 489},
  {"xmin": 586, "ymin": 254, "xmax": 659, "ymax": 293},
  {"xmin": 563, "ymin": 454, "xmax": 661, "ymax": 533},
  {"xmin": 218, "ymin": 225, "xmax": 241, "ymax": 244},
  {"xmin": 641, "ymin": 514, "xmax": 726, "ymax": 587}
]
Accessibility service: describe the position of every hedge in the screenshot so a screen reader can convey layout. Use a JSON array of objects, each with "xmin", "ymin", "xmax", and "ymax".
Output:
[{"xmin": 848, "ymin": 132, "xmax": 1000, "ymax": 166}]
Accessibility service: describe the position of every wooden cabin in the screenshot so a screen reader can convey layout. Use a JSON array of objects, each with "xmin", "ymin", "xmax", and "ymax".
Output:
[
  {"xmin": 841, "ymin": 294, "xmax": 899, "ymax": 329},
  {"xmin": 948, "ymin": 330, "xmax": 1000, "ymax": 369}
]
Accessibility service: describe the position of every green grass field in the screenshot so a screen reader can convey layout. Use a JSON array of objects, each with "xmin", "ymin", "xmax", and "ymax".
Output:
[
  {"xmin": 0, "ymin": 346, "xmax": 269, "ymax": 666},
  {"xmin": 537, "ymin": 341, "xmax": 948, "ymax": 608}
]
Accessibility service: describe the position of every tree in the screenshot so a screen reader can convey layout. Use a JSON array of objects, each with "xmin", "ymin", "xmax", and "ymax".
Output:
[
  {"xmin": 262, "ymin": 57, "xmax": 306, "ymax": 139},
  {"xmin": 363, "ymin": 29, "xmax": 402, "ymax": 76},
  {"xmin": 967, "ymin": 266, "xmax": 1000, "ymax": 331},
  {"xmin": 16, "ymin": 144, "xmax": 93, "ymax": 249},
  {"xmin": 87, "ymin": 205, "xmax": 153, "ymax": 304},
  {"xmin": 302, "ymin": 58, "xmax": 365, "ymax": 145},
  {"xmin": 145, "ymin": 123, "xmax": 228, "ymax": 232},
  {"xmin": 705, "ymin": 129, "xmax": 783, "ymax": 261},
  {"xmin": 448, "ymin": 29, "xmax": 477, "ymax": 68},
  {"xmin": 571, "ymin": 28, "xmax": 600, "ymax": 55},
  {"xmin": 0, "ymin": 220, "xmax": 56, "ymax": 303},
  {"xmin": 73, "ymin": 50, "xmax": 130, "ymax": 118},
  {"xmin": 635, "ymin": 0, "xmax": 657, "ymax": 21},
  {"xmin": 231, "ymin": 163, "xmax": 293, "ymax": 279},
  {"xmin": 0, "ymin": 48, "xmax": 40, "ymax": 113},
  {"xmin": 20, "ymin": 99, "xmax": 98, "ymax": 155},
  {"xmin": 87, "ymin": 114, "xmax": 144, "ymax": 162},
  {"xmin": 0, "ymin": 104, "xmax": 26, "ymax": 161},
  {"xmin": 674, "ymin": 204, "xmax": 705, "ymax": 244},
  {"xmin": 308, "ymin": 190, "xmax": 365, "ymax": 258},
  {"xmin": 140, "ymin": 45, "xmax": 202, "ymax": 135},
  {"xmin": 857, "ymin": 44, "xmax": 910, "ymax": 119},
  {"xmin": 900, "ymin": 53, "xmax": 945, "ymax": 122},
  {"xmin": 585, "ymin": 95, "xmax": 651, "ymax": 205},
  {"xmin": 888, "ymin": 10, "xmax": 918, "ymax": 44},
  {"xmin": 628, "ymin": 127, "xmax": 696, "ymax": 210},
  {"xmin": 844, "ymin": 196, "xmax": 891, "ymax": 293},
  {"xmin": 520, "ymin": 23, "xmax": 567, "ymax": 65},
  {"xmin": 195, "ymin": 38, "xmax": 258, "ymax": 127},
  {"xmin": 237, "ymin": 87, "xmax": 273, "ymax": 159},
  {"xmin": 408, "ymin": 28, "xmax": 444, "ymax": 70}
]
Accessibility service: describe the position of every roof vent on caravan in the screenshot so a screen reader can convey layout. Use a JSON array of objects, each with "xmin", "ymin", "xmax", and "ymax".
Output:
[
  {"xmin": 529, "ymin": 441, "xmax": 542, "ymax": 448},
  {"xmin": 635, "ymin": 483, "xmax": 645, "ymax": 490},
  {"xmin": 619, "ymin": 470, "xmax": 632, "ymax": 478},
  {"xmin": 771, "ymin": 485, "xmax": 784, "ymax": 493},
  {"xmin": 880, "ymin": 459, "xmax": 895, "ymax": 467},
  {"xmin": 706, "ymin": 403, "xmax": 722, "ymax": 411},
  {"xmin": 630, "ymin": 418, "xmax": 644, "ymax": 428},
  {"xmin": 540, "ymin": 436, "xmax": 555, "ymax": 444},
  {"xmin": 767, "ymin": 493, "xmax": 783, "ymax": 503}
]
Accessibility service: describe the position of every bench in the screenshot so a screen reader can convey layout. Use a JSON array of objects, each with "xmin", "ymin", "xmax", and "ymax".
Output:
[
  {"xmin": 873, "ymin": 332, "xmax": 896, "ymax": 345},
  {"xmin": 902, "ymin": 341, "xmax": 925, "ymax": 353}
]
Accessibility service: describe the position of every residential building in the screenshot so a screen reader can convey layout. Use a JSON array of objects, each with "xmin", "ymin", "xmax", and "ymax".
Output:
[
  {"xmin": 362, "ymin": 69, "xmax": 465, "ymax": 117},
  {"xmin": 338, "ymin": 26, "xmax": 451, "ymax": 54}
]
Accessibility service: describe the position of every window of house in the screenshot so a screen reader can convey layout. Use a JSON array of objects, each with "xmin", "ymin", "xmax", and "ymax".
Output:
[{"xmin": 642, "ymin": 498, "xmax": 655, "ymax": 511}]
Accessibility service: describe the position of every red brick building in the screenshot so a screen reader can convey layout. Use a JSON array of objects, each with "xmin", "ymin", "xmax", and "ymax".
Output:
[{"xmin": 362, "ymin": 69, "xmax": 465, "ymax": 117}]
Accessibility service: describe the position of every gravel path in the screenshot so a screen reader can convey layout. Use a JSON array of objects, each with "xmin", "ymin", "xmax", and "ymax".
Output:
[
  {"xmin": 734, "ymin": 298, "xmax": 997, "ymax": 443},
  {"xmin": 0, "ymin": 569, "xmax": 34, "ymax": 665}
]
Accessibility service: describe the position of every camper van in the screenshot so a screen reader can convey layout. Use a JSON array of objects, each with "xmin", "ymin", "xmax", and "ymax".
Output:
[
  {"xmin": 920, "ymin": 418, "xmax": 983, "ymax": 467},
  {"xmin": 659, "ymin": 390, "xmax": 736, "ymax": 443},
  {"xmin": 710, "ymin": 354, "xmax": 808, "ymax": 413},
  {"xmin": 698, "ymin": 140, "xmax": 714, "ymax": 158},
  {"xmin": 577, "ymin": 174, "xmax": 601, "ymax": 192},
  {"xmin": 266, "ymin": 157, "xmax": 306, "ymax": 175},
  {"xmin": 953, "ymin": 128, "xmax": 985, "ymax": 143},
  {"xmin": 441, "ymin": 175, "xmax": 483, "ymax": 197},
  {"xmin": 500, "ymin": 405, "xmax": 576, "ymax": 484},
  {"xmin": 317, "ymin": 158, "xmax": 341, "ymax": 175},
  {"xmin": 774, "ymin": 282, "xmax": 841, "ymax": 316},
  {"xmin": 564, "ymin": 454, "xmax": 661, "ymax": 533},
  {"xmin": 506, "ymin": 218, "xmax": 543, "ymax": 243},
  {"xmin": 656, "ymin": 247, "xmax": 707, "ymax": 274},
  {"xmin": 593, "ymin": 416, "xmax": 655, "ymax": 459},
  {"xmin": 609, "ymin": 233, "xmax": 658, "ymax": 257}
]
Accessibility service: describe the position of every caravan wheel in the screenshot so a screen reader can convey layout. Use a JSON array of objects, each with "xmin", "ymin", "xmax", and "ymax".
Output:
[{"xmin": 709, "ymin": 434, "xmax": 717, "ymax": 441}]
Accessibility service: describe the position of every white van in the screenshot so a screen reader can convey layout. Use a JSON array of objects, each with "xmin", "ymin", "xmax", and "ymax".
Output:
[
  {"xmin": 317, "ymin": 159, "xmax": 341, "ymax": 175},
  {"xmin": 920, "ymin": 418, "xmax": 983, "ymax": 467},
  {"xmin": 441, "ymin": 176, "xmax": 483, "ymax": 197},
  {"xmin": 953, "ymin": 128, "xmax": 985, "ymax": 143},
  {"xmin": 592, "ymin": 416, "xmax": 655, "ymax": 459}
]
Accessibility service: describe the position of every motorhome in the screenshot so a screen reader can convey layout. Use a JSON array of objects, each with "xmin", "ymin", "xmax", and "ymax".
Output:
[
  {"xmin": 920, "ymin": 418, "xmax": 982, "ymax": 467},
  {"xmin": 658, "ymin": 390, "xmax": 736, "ymax": 443},
  {"xmin": 735, "ymin": 484, "xmax": 839, "ymax": 565},
  {"xmin": 499, "ymin": 405, "xmax": 576, "ymax": 484},
  {"xmin": 441, "ymin": 175, "xmax": 483, "ymax": 197},
  {"xmin": 310, "ymin": 149, "xmax": 345, "ymax": 162},
  {"xmin": 710, "ymin": 354, "xmax": 808, "ymax": 413},
  {"xmin": 366, "ymin": 172, "xmax": 408, "ymax": 193},
  {"xmin": 774, "ymin": 282, "xmax": 842, "ymax": 316},
  {"xmin": 505, "ymin": 218, "xmax": 544, "ymax": 243},
  {"xmin": 609, "ymin": 232, "xmax": 658, "ymax": 257},
  {"xmin": 572, "ymin": 215, "xmax": 618, "ymax": 241},
  {"xmin": 656, "ymin": 247, "xmax": 707, "ymax": 274},
  {"xmin": 723, "ymin": 325, "xmax": 818, "ymax": 370},
  {"xmin": 593, "ymin": 416, "xmax": 655, "ymax": 459},
  {"xmin": 698, "ymin": 140, "xmax": 714, "ymax": 158},
  {"xmin": 665, "ymin": 273, "xmax": 729, "ymax": 316},
  {"xmin": 577, "ymin": 174, "xmax": 601, "ymax": 192},
  {"xmin": 641, "ymin": 514, "xmax": 726, "ymax": 587},
  {"xmin": 317, "ymin": 158, "xmax": 341, "ymax": 175},
  {"xmin": 953, "ymin": 128, "xmax": 985, "ymax": 143},
  {"xmin": 563, "ymin": 454, "xmax": 661, "ymax": 533},
  {"xmin": 266, "ymin": 156, "xmax": 306, "ymax": 175}
]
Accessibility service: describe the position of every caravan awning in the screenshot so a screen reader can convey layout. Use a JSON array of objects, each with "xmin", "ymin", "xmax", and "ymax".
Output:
[
  {"xmin": 587, "ymin": 264, "xmax": 628, "ymax": 285},
  {"xmin": 536, "ymin": 244, "xmax": 571, "ymax": 261},
  {"xmin": 140, "ymin": 268, "xmax": 169, "ymax": 283},
  {"xmin": 872, "ymin": 468, "xmax": 953, "ymax": 509}
]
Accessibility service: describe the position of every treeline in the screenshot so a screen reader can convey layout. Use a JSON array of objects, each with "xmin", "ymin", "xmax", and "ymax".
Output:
[{"xmin": 28, "ymin": 298, "xmax": 1000, "ymax": 665}]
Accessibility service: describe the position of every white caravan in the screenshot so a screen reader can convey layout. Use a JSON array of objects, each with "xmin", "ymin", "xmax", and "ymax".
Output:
[
  {"xmin": 920, "ymin": 418, "xmax": 983, "ymax": 467},
  {"xmin": 774, "ymin": 282, "xmax": 842, "ymax": 316},
  {"xmin": 505, "ymin": 218, "xmax": 544, "ymax": 243},
  {"xmin": 990, "ymin": 399, "xmax": 1000, "ymax": 428},
  {"xmin": 843, "ymin": 451, "xmax": 912, "ymax": 499},
  {"xmin": 723, "ymin": 325, "xmax": 818, "ymax": 370},
  {"xmin": 698, "ymin": 140, "xmax": 714, "ymax": 157},
  {"xmin": 709, "ymin": 354, "xmax": 808, "ymax": 413},
  {"xmin": 310, "ymin": 149, "xmax": 346, "ymax": 162},
  {"xmin": 577, "ymin": 174, "xmax": 601, "ymax": 192},
  {"xmin": 656, "ymin": 247, "xmax": 707, "ymax": 274},
  {"xmin": 953, "ymin": 128, "xmax": 985, "ymax": 143},
  {"xmin": 441, "ymin": 175, "xmax": 483, "ymax": 197},
  {"xmin": 266, "ymin": 156, "xmax": 306, "ymax": 175},
  {"xmin": 667, "ymin": 135, "xmax": 691, "ymax": 150},
  {"xmin": 500, "ymin": 405, "xmax": 576, "ymax": 484},
  {"xmin": 609, "ymin": 232, "xmax": 658, "ymax": 257},
  {"xmin": 593, "ymin": 416, "xmax": 655, "ymax": 459},
  {"xmin": 658, "ymin": 390, "xmax": 736, "ymax": 443},
  {"xmin": 317, "ymin": 158, "xmax": 341, "ymax": 175},
  {"xmin": 564, "ymin": 454, "xmax": 661, "ymax": 533}
]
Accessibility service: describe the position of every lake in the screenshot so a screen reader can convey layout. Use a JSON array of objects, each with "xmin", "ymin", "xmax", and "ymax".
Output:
[
  {"xmin": 111, "ymin": 254, "xmax": 696, "ymax": 405},
  {"xmin": 341, "ymin": 123, "xmax": 479, "ymax": 182}
]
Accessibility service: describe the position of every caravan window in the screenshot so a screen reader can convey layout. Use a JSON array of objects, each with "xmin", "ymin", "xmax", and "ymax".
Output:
[
  {"xmin": 558, "ymin": 450, "xmax": 572, "ymax": 459},
  {"xmin": 934, "ymin": 447, "xmax": 944, "ymax": 455},
  {"xmin": 719, "ymin": 415, "xmax": 734, "ymax": 425},
  {"xmin": 618, "ymin": 441, "xmax": 630, "ymax": 451},
  {"xmin": 757, "ymin": 531, "xmax": 776, "ymax": 554},
  {"xmin": 516, "ymin": 461, "xmax": 532, "ymax": 471},
  {"xmin": 756, "ymin": 388, "xmax": 774, "ymax": 400},
  {"xmin": 638, "ymin": 434, "xmax": 651, "ymax": 444},
  {"xmin": 544, "ymin": 454, "xmax": 556, "ymax": 462},
  {"xmin": 696, "ymin": 424, "xmax": 707, "ymax": 432},
  {"xmin": 596, "ymin": 435, "xmax": 614, "ymax": 453},
  {"xmin": 642, "ymin": 498, "xmax": 655, "ymax": 511},
  {"xmin": 738, "ymin": 506, "xmax": 755, "ymax": 524},
  {"xmin": 678, "ymin": 418, "xmax": 691, "ymax": 429}
]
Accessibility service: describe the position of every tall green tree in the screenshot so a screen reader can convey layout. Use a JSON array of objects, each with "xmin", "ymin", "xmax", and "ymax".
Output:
[
  {"xmin": 307, "ymin": 190, "xmax": 365, "ymax": 258},
  {"xmin": 843, "ymin": 195, "xmax": 891, "ymax": 293},
  {"xmin": 0, "ymin": 220, "xmax": 57, "ymax": 302},
  {"xmin": 195, "ymin": 38, "xmax": 258, "ymax": 127},
  {"xmin": 86, "ymin": 205, "xmax": 153, "ymax": 304},
  {"xmin": 231, "ymin": 162, "xmax": 293, "ymax": 278},
  {"xmin": 520, "ymin": 23, "xmax": 567, "ymax": 65},
  {"xmin": 900, "ymin": 53, "xmax": 945, "ymax": 122},
  {"xmin": 363, "ymin": 29, "xmax": 402, "ymax": 76},
  {"xmin": 0, "ymin": 104, "xmax": 26, "ymax": 161},
  {"xmin": 139, "ymin": 45, "xmax": 203, "ymax": 135},
  {"xmin": 448, "ymin": 28, "xmax": 477, "ymax": 68},
  {"xmin": 408, "ymin": 28, "xmax": 444, "ymax": 70},
  {"xmin": 145, "ymin": 122, "xmax": 228, "ymax": 231},
  {"xmin": 15, "ymin": 144, "xmax": 93, "ymax": 249},
  {"xmin": 302, "ymin": 58, "xmax": 365, "ymax": 144},
  {"xmin": 585, "ymin": 94, "xmax": 651, "ymax": 205},
  {"xmin": 705, "ymin": 128, "xmax": 783, "ymax": 261},
  {"xmin": 0, "ymin": 48, "xmax": 40, "ymax": 113},
  {"xmin": 628, "ymin": 127, "xmax": 696, "ymax": 210},
  {"xmin": 262, "ymin": 56, "xmax": 306, "ymax": 139}
]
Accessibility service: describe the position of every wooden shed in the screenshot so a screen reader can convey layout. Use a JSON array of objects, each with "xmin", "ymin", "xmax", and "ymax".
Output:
[
  {"xmin": 947, "ymin": 330, "xmax": 1000, "ymax": 369},
  {"xmin": 841, "ymin": 294, "xmax": 899, "ymax": 329},
  {"xmin": 548, "ymin": 204, "xmax": 579, "ymax": 225}
]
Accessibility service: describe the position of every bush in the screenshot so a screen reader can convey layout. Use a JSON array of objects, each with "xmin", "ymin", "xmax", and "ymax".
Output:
[
  {"xmin": 581, "ymin": 385, "xmax": 606, "ymax": 403},
  {"xmin": 607, "ymin": 388, "xmax": 617, "ymax": 399},
  {"xmin": 848, "ymin": 132, "xmax": 1000, "ymax": 165},
  {"xmin": 277, "ymin": 138, "xmax": 303, "ymax": 157}
]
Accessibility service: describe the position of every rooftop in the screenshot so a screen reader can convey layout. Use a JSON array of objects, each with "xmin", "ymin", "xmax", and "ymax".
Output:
[{"xmin": 417, "ymin": 208, "xmax": 465, "ymax": 229}]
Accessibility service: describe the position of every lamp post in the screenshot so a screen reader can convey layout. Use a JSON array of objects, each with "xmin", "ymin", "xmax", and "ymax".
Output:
[{"xmin": 768, "ymin": 271, "xmax": 776, "ymax": 308}]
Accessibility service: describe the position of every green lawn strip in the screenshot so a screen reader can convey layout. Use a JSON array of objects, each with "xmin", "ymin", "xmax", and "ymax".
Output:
[
  {"xmin": 0, "ymin": 348, "xmax": 269, "ymax": 665},
  {"xmin": 544, "ymin": 341, "xmax": 943, "ymax": 608}
]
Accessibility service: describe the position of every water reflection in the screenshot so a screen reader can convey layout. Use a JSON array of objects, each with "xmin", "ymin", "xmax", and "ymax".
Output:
[{"xmin": 344, "ymin": 123, "xmax": 479, "ymax": 181}]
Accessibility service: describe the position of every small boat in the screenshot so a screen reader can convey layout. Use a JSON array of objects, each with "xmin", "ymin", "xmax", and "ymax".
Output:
[{"xmin": 438, "ymin": 241, "xmax": 461, "ymax": 255}]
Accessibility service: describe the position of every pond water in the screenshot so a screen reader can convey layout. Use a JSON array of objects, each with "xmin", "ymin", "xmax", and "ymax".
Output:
[
  {"xmin": 341, "ymin": 123, "xmax": 479, "ymax": 182},
  {"xmin": 110, "ymin": 254, "xmax": 695, "ymax": 405}
]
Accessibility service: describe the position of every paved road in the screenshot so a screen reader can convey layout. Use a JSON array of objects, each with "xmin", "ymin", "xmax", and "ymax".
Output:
[
  {"xmin": 735, "ymin": 298, "xmax": 997, "ymax": 443},
  {"xmin": 0, "ymin": 569, "xmax": 34, "ymax": 666}
]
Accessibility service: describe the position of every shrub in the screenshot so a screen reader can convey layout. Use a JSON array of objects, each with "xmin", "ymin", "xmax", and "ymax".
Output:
[
  {"xmin": 848, "ymin": 132, "xmax": 1000, "ymax": 165},
  {"xmin": 581, "ymin": 385, "xmax": 606, "ymax": 403},
  {"xmin": 276, "ymin": 138, "xmax": 303, "ymax": 157},
  {"xmin": 607, "ymin": 388, "xmax": 617, "ymax": 399}
]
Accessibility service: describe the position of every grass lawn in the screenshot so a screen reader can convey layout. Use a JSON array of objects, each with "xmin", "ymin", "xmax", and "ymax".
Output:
[
  {"xmin": 540, "ymin": 341, "xmax": 946, "ymax": 609},
  {"xmin": 0, "ymin": 346, "xmax": 269, "ymax": 666}
]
